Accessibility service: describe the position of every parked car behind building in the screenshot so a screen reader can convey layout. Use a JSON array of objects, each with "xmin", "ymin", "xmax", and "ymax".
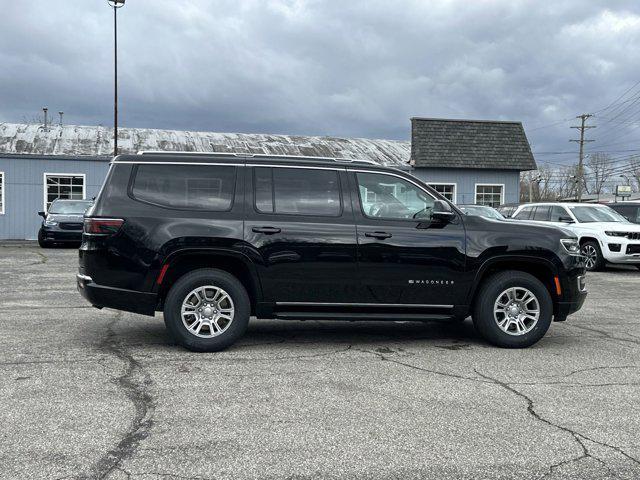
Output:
[
  {"xmin": 458, "ymin": 204, "xmax": 506, "ymax": 220},
  {"xmin": 38, "ymin": 199, "xmax": 93, "ymax": 247}
]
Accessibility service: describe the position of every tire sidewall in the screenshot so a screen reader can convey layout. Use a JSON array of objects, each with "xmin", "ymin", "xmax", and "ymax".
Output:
[
  {"xmin": 164, "ymin": 269, "xmax": 250, "ymax": 352},
  {"xmin": 474, "ymin": 272, "xmax": 553, "ymax": 348}
]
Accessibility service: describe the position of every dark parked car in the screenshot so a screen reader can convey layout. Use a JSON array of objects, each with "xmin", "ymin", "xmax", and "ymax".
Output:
[
  {"xmin": 458, "ymin": 204, "xmax": 506, "ymax": 220},
  {"xmin": 496, "ymin": 203, "xmax": 520, "ymax": 218},
  {"xmin": 38, "ymin": 199, "xmax": 93, "ymax": 247},
  {"xmin": 609, "ymin": 202, "xmax": 640, "ymax": 224},
  {"xmin": 78, "ymin": 153, "xmax": 587, "ymax": 351}
]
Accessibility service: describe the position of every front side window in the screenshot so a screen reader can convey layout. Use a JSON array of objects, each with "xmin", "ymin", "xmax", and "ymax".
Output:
[
  {"xmin": 428, "ymin": 183, "xmax": 456, "ymax": 202},
  {"xmin": 132, "ymin": 164, "xmax": 236, "ymax": 211},
  {"xmin": 357, "ymin": 172, "xmax": 434, "ymax": 220},
  {"xmin": 550, "ymin": 206, "xmax": 570, "ymax": 222},
  {"xmin": 0, "ymin": 172, "xmax": 4, "ymax": 214},
  {"xmin": 254, "ymin": 167, "xmax": 341, "ymax": 216},
  {"xmin": 475, "ymin": 184, "xmax": 503, "ymax": 207},
  {"xmin": 45, "ymin": 174, "xmax": 85, "ymax": 212}
]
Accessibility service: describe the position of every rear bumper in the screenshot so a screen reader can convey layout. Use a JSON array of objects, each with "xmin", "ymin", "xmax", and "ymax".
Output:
[{"xmin": 77, "ymin": 274, "xmax": 157, "ymax": 316}]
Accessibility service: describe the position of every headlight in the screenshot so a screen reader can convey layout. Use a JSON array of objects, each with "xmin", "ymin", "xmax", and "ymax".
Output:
[
  {"xmin": 560, "ymin": 238, "xmax": 581, "ymax": 255},
  {"xmin": 44, "ymin": 220, "xmax": 58, "ymax": 227},
  {"xmin": 605, "ymin": 231, "xmax": 627, "ymax": 237}
]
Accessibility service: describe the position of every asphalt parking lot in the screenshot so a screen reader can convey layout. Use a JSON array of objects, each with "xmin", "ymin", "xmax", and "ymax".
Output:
[{"xmin": 1, "ymin": 245, "xmax": 639, "ymax": 480}]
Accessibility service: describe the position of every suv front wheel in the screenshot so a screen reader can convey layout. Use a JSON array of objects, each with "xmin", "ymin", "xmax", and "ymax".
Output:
[
  {"xmin": 163, "ymin": 268, "xmax": 250, "ymax": 352},
  {"xmin": 473, "ymin": 271, "xmax": 553, "ymax": 348}
]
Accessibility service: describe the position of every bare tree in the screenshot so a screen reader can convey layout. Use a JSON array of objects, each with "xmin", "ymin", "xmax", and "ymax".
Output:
[
  {"xmin": 556, "ymin": 165, "xmax": 579, "ymax": 200},
  {"xmin": 584, "ymin": 153, "xmax": 614, "ymax": 196},
  {"xmin": 630, "ymin": 157, "xmax": 640, "ymax": 193}
]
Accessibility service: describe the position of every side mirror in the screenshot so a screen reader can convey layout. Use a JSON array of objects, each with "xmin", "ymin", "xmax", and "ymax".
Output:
[
  {"xmin": 559, "ymin": 216, "xmax": 573, "ymax": 223},
  {"xmin": 38, "ymin": 211, "xmax": 46, "ymax": 218},
  {"xmin": 432, "ymin": 200, "xmax": 455, "ymax": 222}
]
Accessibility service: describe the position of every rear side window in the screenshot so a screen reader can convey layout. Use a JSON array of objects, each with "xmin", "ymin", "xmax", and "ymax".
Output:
[
  {"xmin": 514, "ymin": 206, "xmax": 533, "ymax": 220},
  {"xmin": 132, "ymin": 164, "xmax": 236, "ymax": 210},
  {"xmin": 254, "ymin": 167, "xmax": 341, "ymax": 216},
  {"xmin": 532, "ymin": 205, "xmax": 550, "ymax": 221}
]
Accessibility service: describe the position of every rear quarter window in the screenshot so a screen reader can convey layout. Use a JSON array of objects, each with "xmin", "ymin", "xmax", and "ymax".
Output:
[{"xmin": 131, "ymin": 164, "xmax": 236, "ymax": 211}]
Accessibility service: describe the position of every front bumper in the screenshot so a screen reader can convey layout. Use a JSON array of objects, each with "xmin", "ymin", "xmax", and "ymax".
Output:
[
  {"xmin": 603, "ymin": 241, "xmax": 640, "ymax": 264},
  {"xmin": 554, "ymin": 274, "xmax": 587, "ymax": 322},
  {"xmin": 41, "ymin": 227, "xmax": 83, "ymax": 242},
  {"xmin": 77, "ymin": 273, "xmax": 158, "ymax": 316}
]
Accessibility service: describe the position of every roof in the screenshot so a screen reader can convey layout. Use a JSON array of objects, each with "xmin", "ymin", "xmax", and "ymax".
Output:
[
  {"xmin": 410, "ymin": 117, "xmax": 536, "ymax": 171},
  {"xmin": 0, "ymin": 123, "xmax": 410, "ymax": 167},
  {"xmin": 558, "ymin": 193, "xmax": 640, "ymax": 203}
]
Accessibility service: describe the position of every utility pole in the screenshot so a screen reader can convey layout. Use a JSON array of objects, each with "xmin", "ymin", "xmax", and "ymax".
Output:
[
  {"xmin": 528, "ymin": 173, "xmax": 541, "ymax": 202},
  {"xmin": 570, "ymin": 114, "xmax": 595, "ymax": 202}
]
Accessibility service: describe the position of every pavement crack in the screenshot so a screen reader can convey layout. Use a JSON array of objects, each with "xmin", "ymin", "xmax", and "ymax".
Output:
[
  {"xmin": 359, "ymin": 348, "xmax": 486, "ymax": 383},
  {"xmin": 81, "ymin": 313, "xmax": 156, "ymax": 480},
  {"xmin": 474, "ymin": 368, "xmax": 640, "ymax": 478}
]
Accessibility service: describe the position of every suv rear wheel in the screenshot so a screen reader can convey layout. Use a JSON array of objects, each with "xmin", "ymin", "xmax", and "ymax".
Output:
[
  {"xmin": 472, "ymin": 271, "xmax": 553, "ymax": 348},
  {"xmin": 581, "ymin": 240, "xmax": 604, "ymax": 271},
  {"xmin": 163, "ymin": 268, "xmax": 250, "ymax": 352}
]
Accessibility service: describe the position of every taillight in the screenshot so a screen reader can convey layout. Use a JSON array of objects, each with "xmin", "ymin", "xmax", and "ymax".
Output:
[{"xmin": 83, "ymin": 218, "xmax": 124, "ymax": 236}]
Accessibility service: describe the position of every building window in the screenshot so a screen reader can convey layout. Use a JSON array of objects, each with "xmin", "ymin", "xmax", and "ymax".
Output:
[
  {"xmin": 475, "ymin": 184, "xmax": 504, "ymax": 207},
  {"xmin": 427, "ymin": 183, "xmax": 456, "ymax": 203},
  {"xmin": 0, "ymin": 172, "xmax": 4, "ymax": 214},
  {"xmin": 44, "ymin": 174, "xmax": 85, "ymax": 211}
]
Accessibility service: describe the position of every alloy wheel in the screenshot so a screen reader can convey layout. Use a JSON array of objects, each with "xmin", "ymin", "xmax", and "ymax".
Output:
[
  {"xmin": 181, "ymin": 285, "xmax": 235, "ymax": 338},
  {"xmin": 493, "ymin": 286, "xmax": 540, "ymax": 336},
  {"xmin": 582, "ymin": 244, "xmax": 598, "ymax": 270}
]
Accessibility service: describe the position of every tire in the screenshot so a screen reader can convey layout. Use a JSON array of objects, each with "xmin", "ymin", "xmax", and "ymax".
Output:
[
  {"xmin": 581, "ymin": 240, "xmax": 604, "ymax": 271},
  {"xmin": 37, "ymin": 229, "xmax": 52, "ymax": 248},
  {"xmin": 472, "ymin": 271, "xmax": 553, "ymax": 348},
  {"xmin": 163, "ymin": 268, "xmax": 250, "ymax": 352}
]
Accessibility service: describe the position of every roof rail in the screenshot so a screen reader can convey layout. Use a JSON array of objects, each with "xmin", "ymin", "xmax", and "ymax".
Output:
[{"xmin": 136, "ymin": 151, "xmax": 378, "ymax": 165}]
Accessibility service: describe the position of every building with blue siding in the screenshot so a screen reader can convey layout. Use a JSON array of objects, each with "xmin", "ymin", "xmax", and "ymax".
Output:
[{"xmin": 0, "ymin": 119, "xmax": 535, "ymax": 240}]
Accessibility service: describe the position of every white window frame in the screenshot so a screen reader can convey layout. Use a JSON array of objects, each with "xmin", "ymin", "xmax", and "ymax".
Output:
[
  {"xmin": 0, "ymin": 171, "xmax": 5, "ymax": 215},
  {"xmin": 43, "ymin": 173, "xmax": 86, "ymax": 212},
  {"xmin": 474, "ymin": 183, "xmax": 505, "ymax": 206},
  {"xmin": 427, "ymin": 182, "xmax": 457, "ymax": 204}
]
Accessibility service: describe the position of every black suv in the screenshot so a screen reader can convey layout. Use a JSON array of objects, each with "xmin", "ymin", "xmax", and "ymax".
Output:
[{"xmin": 78, "ymin": 153, "xmax": 587, "ymax": 351}]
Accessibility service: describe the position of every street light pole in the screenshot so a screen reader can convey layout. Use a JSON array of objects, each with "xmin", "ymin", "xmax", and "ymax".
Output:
[{"xmin": 108, "ymin": 0, "xmax": 125, "ymax": 157}]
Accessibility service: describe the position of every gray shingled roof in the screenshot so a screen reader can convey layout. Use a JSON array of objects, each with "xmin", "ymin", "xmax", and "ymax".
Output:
[
  {"xmin": 0, "ymin": 123, "xmax": 410, "ymax": 167},
  {"xmin": 411, "ymin": 118, "xmax": 536, "ymax": 171}
]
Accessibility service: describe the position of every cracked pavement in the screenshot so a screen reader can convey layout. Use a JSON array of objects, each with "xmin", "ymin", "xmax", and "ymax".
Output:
[{"xmin": 1, "ymin": 244, "xmax": 639, "ymax": 479}]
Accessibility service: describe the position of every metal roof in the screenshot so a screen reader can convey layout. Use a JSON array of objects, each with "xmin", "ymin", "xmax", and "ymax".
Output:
[
  {"xmin": 410, "ymin": 117, "xmax": 537, "ymax": 171},
  {"xmin": 0, "ymin": 123, "xmax": 410, "ymax": 167}
]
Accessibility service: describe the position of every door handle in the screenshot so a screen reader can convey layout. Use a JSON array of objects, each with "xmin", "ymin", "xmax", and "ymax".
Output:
[
  {"xmin": 364, "ymin": 231, "xmax": 392, "ymax": 239},
  {"xmin": 252, "ymin": 226, "xmax": 281, "ymax": 234}
]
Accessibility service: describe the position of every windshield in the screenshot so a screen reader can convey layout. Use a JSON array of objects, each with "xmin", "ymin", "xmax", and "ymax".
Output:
[
  {"xmin": 460, "ymin": 205, "xmax": 505, "ymax": 220},
  {"xmin": 568, "ymin": 205, "xmax": 629, "ymax": 223},
  {"xmin": 49, "ymin": 200, "xmax": 93, "ymax": 215}
]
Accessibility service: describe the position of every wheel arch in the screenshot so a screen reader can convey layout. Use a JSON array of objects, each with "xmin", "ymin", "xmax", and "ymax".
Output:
[
  {"xmin": 467, "ymin": 255, "xmax": 560, "ymax": 314},
  {"xmin": 155, "ymin": 248, "xmax": 262, "ymax": 314}
]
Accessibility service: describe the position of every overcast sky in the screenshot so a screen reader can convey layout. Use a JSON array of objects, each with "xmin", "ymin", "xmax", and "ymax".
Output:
[{"xmin": 1, "ymin": 0, "xmax": 640, "ymax": 167}]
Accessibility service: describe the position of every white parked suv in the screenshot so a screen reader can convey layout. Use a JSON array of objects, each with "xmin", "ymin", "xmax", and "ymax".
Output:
[{"xmin": 512, "ymin": 202, "xmax": 640, "ymax": 271}]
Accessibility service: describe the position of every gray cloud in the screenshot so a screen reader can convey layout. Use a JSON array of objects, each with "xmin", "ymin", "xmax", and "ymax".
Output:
[{"xmin": 1, "ymin": 0, "xmax": 640, "ymax": 166}]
